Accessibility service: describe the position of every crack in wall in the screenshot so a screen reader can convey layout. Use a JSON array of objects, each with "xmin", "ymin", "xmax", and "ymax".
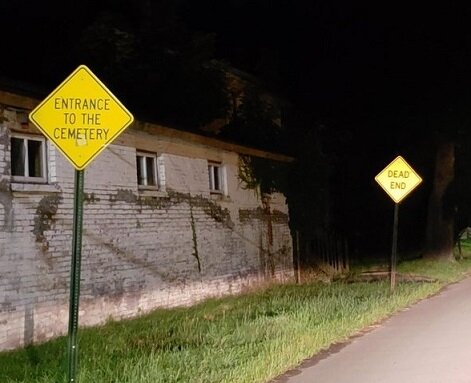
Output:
[{"xmin": 189, "ymin": 202, "xmax": 201, "ymax": 273}]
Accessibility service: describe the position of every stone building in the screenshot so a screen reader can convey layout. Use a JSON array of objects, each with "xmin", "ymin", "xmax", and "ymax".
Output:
[{"xmin": 0, "ymin": 86, "xmax": 294, "ymax": 351}]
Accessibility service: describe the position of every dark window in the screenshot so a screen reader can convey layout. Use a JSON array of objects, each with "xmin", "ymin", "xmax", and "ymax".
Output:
[
  {"xmin": 136, "ymin": 152, "xmax": 158, "ymax": 188},
  {"xmin": 208, "ymin": 162, "xmax": 224, "ymax": 193},
  {"xmin": 11, "ymin": 135, "xmax": 46, "ymax": 181}
]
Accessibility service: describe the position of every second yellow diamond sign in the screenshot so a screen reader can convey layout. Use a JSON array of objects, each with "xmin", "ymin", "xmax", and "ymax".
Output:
[
  {"xmin": 29, "ymin": 65, "xmax": 134, "ymax": 170},
  {"xmin": 375, "ymin": 156, "xmax": 422, "ymax": 203}
]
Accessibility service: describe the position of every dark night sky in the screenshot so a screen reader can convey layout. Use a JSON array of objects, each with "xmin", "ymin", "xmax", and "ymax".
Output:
[
  {"xmin": 2, "ymin": 1, "xmax": 471, "ymax": 254},
  {"xmin": 2, "ymin": 1, "xmax": 470, "ymax": 129}
]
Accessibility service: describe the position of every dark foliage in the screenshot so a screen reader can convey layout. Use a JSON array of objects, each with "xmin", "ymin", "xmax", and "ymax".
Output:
[
  {"xmin": 2, "ymin": 0, "xmax": 471, "ymax": 257},
  {"xmin": 1, "ymin": 0, "xmax": 230, "ymax": 131}
]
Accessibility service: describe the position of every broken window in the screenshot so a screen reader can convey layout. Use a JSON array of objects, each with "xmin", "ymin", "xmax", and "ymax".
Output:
[
  {"xmin": 136, "ymin": 152, "xmax": 158, "ymax": 188},
  {"xmin": 10, "ymin": 134, "xmax": 47, "ymax": 182}
]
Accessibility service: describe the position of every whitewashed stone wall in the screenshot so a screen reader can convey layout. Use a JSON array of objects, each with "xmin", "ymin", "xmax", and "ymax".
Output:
[{"xmin": 0, "ymin": 105, "xmax": 293, "ymax": 351}]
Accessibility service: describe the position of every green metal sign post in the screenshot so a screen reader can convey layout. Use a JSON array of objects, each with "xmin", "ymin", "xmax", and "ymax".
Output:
[{"xmin": 67, "ymin": 170, "xmax": 85, "ymax": 382}]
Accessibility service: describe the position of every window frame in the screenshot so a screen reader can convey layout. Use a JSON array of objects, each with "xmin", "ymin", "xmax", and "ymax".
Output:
[
  {"xmin": 10, "ymin": 133, "xmax": 47, "ymax": 183},
  {"xmin": 208, "ymin": 161, "xmax": 225, "ymax": 195},
  {"xmin": 136, "ymin": 151, "xmax": 159, "ymax": 190}
]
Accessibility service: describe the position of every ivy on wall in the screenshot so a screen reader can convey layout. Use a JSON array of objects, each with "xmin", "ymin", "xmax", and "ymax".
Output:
[{"xmin": 238, "ymin": 155, "xmax": 291, "ymax": 196}]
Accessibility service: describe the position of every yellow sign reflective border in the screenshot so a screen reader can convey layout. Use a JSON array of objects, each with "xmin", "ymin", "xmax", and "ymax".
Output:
[
  {"xmin": 375, "ymin": 156, "xmax": 422, "ymax": 203},
  {"xmin": 29, "ymin": 65, "xmax": 134, "ymax": 170}
]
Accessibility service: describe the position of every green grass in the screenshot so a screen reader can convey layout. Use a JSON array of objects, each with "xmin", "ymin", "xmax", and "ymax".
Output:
[
  {"xmin": 458, "ymin": 235, "xmax": 471, "ymax": 254},
  {"xmin": 396, "ymin": 238, "xmax": 471, "ymax": 282},
  {"xmin": 2, "ymin": 243, "xmax": 471, "ymax": 383}
]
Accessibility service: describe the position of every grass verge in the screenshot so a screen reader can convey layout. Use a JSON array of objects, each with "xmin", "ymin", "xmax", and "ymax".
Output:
[{"xmin": 2, "ymin": 242, "xmax": 471, "ymax": 383}]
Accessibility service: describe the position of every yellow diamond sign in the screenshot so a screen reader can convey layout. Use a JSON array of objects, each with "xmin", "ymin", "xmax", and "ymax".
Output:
[
  {"xmin": 375, "ymin": 156, "xmax": 422, "ymax": 203},
  {"xmin": 29, "ymin": 65, "xmax": 134, "ymax": 170}
]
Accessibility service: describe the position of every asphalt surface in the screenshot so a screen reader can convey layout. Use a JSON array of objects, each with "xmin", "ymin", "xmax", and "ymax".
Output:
[{"xmin": 272, "ymin": 276, "xmax": 471, "ymax": 383}]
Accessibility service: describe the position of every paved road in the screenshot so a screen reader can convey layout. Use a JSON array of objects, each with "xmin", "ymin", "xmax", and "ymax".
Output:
[{"xmin": 272, "ymin": 276, "xmax": 471, "ymax": 383}]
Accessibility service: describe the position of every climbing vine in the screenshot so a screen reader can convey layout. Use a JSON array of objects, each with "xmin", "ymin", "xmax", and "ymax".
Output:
[
  {"xmin": 189, "ymin": 202, "xmax": 202, "ymax": 273},
  {"xmin": 238, "ymin": 155, "xmax": 291, "ymax": 195}
]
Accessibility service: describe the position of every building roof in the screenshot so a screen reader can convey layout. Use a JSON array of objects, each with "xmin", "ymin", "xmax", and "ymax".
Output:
[{"xmin": 0, "ymin": 81, "xmax": 293, "ymax": 163}]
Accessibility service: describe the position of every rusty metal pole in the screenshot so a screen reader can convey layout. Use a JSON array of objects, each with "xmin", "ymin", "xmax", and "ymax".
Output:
[
  {"xmin": 296, "ymin": 231, "xmax": 301, "ymax": 283},
  {"xmin": 390, "ymin": 203, "xmax": 399, "ymax": 292}
]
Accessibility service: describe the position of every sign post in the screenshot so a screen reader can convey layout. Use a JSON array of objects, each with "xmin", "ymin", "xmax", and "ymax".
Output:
[
  {"xmin": 29, "ymin": 65, "xmax": 134, "ymax": 382},
  {"xmin": 390, "ymin": 203, "xmax": 399, "ymax": 291},
  {"xmin": 375, "ymin": 156, "xmax": 422, "ymax": 292},
  {"xmin": 67, "ymin": 169, "xmax": 84, "ymax": 382}
]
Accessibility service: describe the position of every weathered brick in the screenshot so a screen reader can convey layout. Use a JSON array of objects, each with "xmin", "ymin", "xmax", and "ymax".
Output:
[{"xmin": 0, "ymin": 103, "xmax": 293, "ymax": 351}]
